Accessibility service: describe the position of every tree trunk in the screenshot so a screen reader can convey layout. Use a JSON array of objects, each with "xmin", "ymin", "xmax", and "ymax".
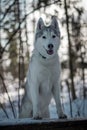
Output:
[{"xmin": 64, "ymin": 0, "xmax": 76, "ymax": 100}]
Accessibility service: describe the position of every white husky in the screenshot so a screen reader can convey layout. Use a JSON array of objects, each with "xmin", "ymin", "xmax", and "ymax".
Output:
[{"xmin": 19, "ymin": 17, "xmax": 66, "ymax": 119}]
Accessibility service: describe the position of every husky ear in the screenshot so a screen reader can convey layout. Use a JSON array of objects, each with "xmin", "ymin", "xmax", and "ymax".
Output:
[
  {"xmin": 36, "ymin": 18, "xmax": 44, "ymax": 31},
  {"xmin": 51, "ymin": 16, "xmax": 60, "ymax": 30}
]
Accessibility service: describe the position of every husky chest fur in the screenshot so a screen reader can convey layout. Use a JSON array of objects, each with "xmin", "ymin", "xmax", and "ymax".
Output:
[{"xmin": 19, "ymin": 17, "xmax": 66, "ymax": 119}]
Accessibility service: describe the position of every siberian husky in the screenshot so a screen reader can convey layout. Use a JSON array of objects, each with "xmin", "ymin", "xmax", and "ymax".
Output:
[{"xmin": 19, "ymin": 16, "xmax": 66, "ymax": 119}]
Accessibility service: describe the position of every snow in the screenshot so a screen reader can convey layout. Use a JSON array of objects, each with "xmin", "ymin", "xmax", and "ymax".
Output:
[
  {"xmin": 49, "ymin": 98, "xmax": 87, "ymax": 119},
  {"xmin": 0, "ymin": 76, "xmax": 87, "ymax": 120},
  {"xmin": 0, "ymin": 90, "xmax": 87, "ymax": 120}
]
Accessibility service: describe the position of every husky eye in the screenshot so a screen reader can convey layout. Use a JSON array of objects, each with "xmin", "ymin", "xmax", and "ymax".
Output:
[
  {"xmin": 42, "ymin": 36, "xmax": 46, "ymax": 39},
  {"xmin": 52, "ymin": 35, "xmax": 56, "ymax": 38}
]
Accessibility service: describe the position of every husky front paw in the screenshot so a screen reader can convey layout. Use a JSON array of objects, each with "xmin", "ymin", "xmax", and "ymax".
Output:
[
  {"xmin": 33, "ymin": 116, "xmax": 42, "ymax": 120},
  {"xmin": 59, "ymin": 114, "xmax": 67, "ymax": 119},
  {"xmin": 33, "ymin": 112, "xmax": 42, "ymax": 120}
]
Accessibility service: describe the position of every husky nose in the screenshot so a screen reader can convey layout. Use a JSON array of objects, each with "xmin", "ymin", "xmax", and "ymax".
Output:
[{"xmin": 48, "ymin": 44, "xmax": 54, "ymax": 49}]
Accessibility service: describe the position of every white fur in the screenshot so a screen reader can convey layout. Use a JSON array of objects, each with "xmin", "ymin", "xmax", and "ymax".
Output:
[{"xmin": 19, "ymin": 17, "xmax": 66, "ymax": 119}]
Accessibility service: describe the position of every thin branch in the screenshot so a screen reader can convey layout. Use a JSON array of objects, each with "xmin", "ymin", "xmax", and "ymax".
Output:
[
  {"xmin": 0, "ymin": 74, "xmax": 16, "ymax": 118},
  {"xmin": 24, "ymin": 0, "xmax": 30, "ymax": 59},
  {"xmin": 0, "ymin": 102, "xmax": 9, "ymax": 118},
  {"xmin": 66, "ymin": 80, "xmax": 73, "ymax": 117},
  {"xmin": 16, "ymin": 0, "xmax": 23, "ymax": 114},
  {"xmin": 1, "ymin": 0, "xmax": 59, "ymax": 55},
  {"xmin": 0, "ymin": 0, "xmax": 16, "ymax": 22}
]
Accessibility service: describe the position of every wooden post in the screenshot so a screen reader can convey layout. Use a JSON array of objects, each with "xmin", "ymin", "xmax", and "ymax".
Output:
[{"xmin": 0, "ymin": 118, "xmax": 87, "ymax": 130}]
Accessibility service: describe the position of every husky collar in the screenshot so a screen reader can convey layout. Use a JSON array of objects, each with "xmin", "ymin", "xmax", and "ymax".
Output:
[{"xmin": 39, "ymin": 53, "xmax": 46, "ymax": 59}]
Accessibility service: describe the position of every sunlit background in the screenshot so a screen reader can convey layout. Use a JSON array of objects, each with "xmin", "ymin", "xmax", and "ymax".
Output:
[{"xmin": 0, "ymin": 0, "xmax": 87, "ymax": 119}]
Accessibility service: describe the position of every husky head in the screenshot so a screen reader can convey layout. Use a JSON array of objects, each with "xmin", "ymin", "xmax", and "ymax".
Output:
[{"xmin": 35, "ymin": 17, "xmax": 60, "ymax": 59}]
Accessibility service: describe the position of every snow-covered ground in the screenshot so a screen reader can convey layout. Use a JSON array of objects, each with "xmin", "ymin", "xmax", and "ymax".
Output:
[
  {"xmin": 50, "ymin": 98, "xmax": 87, "ymax": 119},
  {"xmin": 0, "ymin": 83, "xmax": 87, "ymax": 120},
  {"xmin": 1, "ymin": 97, "xmax": 87, "ymax": 119}
]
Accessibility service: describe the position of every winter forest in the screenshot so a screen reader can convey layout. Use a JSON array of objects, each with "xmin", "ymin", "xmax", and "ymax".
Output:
[{"xmin": 0, "ymin": 0, "xmax": 87, "ymax": 119}]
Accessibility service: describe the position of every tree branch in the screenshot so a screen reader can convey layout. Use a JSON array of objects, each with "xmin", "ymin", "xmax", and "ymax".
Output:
[
  {"xmin": 0, "ymin": 74, "xmax": 16, "ymax": 118},
  {"xmin": 1, "ymin": 0, "xmax": 60, "ymax": 55}
]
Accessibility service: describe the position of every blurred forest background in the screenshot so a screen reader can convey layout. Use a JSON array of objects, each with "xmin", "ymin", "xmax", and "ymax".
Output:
[{"xmin": 0, "ymin": 0, "xmax": 87, "ymax": 119}]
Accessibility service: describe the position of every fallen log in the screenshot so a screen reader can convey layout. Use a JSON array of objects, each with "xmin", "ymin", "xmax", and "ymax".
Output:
[{"xmin": 0, "ymin": 118, "xmax": 87, "ymax": 130}]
